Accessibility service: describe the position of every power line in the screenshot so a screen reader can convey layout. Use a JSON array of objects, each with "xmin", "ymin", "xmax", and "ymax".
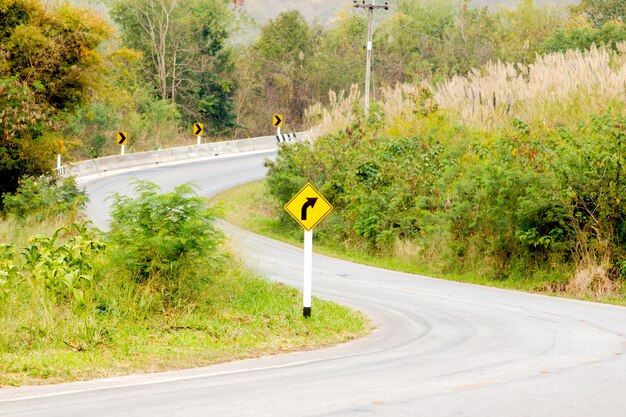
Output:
[{"xmin": 353, "ymin": 0, "xmax": 389, "ymax": 115}]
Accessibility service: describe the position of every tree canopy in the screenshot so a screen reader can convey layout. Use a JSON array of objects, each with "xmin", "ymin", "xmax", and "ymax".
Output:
[
  {"xmin": 0, "ymin": 0, "xmax": 111, "ymax": 199},
  {"xmin": 109, "ymin": 0, "xmax": 237, "ymax": 133},
  {"xmin": 571, "ymin": 0, "xmax": 626, "ymax": 28}
]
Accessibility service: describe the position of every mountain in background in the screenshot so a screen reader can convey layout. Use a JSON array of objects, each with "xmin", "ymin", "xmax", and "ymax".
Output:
[
  {"xmin": 240, "ymin": 0, "xmax": 576, "ymax": 27},
  {"xmin": 72, "ymin": 0, "xmax": 579, "ymax": 44}
]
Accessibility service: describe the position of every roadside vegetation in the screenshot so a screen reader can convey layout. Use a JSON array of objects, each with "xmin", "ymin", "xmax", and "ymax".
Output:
[
  {"xmin": 0, "ymin": 178, "xmax": 369, "ymax": 387},
  {"xmin": 3, "ymin": 0, "xmax": 625, "ymax": 197},
  {"xmin": 218, "ymin": 40, "xmax": 626, "ymax": 304}
]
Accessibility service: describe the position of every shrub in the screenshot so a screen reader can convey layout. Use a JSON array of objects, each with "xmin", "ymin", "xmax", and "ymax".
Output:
[
  {"xmin": 540, "ymin": 22, "xmax": 626, "ymax": 54},
  {"xmin": 107, "ymin": 180, "xmax": 224, "ymax": 282},
  {"xmin": 2, "ymin": 176, "xmax": 87, "ymax": 218},
  {"xmin": 267, "ymin": 120, "xmax": 456, "ymax": 252}
]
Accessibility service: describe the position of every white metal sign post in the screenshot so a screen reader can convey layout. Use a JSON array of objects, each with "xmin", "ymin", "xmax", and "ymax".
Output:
[
  {"xmin": 284, "ymin": 183, "xmax": 333, "ymax": 318},
  {"xmin": 303, "ymin": 229, "xmax": 313, "ymax": 317}
]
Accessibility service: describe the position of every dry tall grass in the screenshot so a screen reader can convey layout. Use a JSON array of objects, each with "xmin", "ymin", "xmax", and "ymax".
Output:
[
  {"xmin": 566, "ymin": 253, "xmax": 618, "ymax": 297},
  {"xmin": 306, "ymin": 83, "xmax": 438, "ymax": 139},
  {"xmin": 435, "ymin": 43, "xmax": 626, "ymax": 129},
  {"xmin": 306, "ymin": 43, "xmax": 626, "ymax": 137},
  {"xmin": 305, "ymin": 84, "xmax": 361, "ymax": 140}
]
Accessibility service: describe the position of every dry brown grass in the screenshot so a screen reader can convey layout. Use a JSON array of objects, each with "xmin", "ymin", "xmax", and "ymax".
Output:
[
  {"xmin": 393, "ymin": 238, "xmax": 423, "ymax": 263},
  {"xmin": 305, "ymin": 84, "xmax": 362, "ymax": 140},
  {"xmin": 566, "ymin": 254, "xmax": 618, "ymax": 297},
  {"xmin": 306, "ymin": 43, "xmax": 626, "ymax": 137},
  {"xmin": 435, "ymin": 43, "xmax": 626, "ymax": 129}
]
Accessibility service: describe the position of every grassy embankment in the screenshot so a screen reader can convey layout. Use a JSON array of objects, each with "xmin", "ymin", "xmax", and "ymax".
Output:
[
  {"xmin": 223, "ymin": 45, "xmax": 626, "ymax": 306},
  {"xmin": 0, "ymin": 180, "xmax": 370, "ymax": 387},
  {"xmin": 216, "ymin": 169, "xmax": 626, "ymax": 306},
  {"xmin": 217, "ymin": 181, "xmax": 546, "ymax": 291},
  {"xmin": 232, "ymin": 43, "xmax": 626, "ymax": 304}
]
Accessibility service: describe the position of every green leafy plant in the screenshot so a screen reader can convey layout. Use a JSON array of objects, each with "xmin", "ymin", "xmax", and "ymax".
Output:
[
  {"xmin": 107, "ymin": 179, "xmax": 224, "ymax": 282},
  {"xmin": 21, "ymin": 222, "xmax": 105, "ymax": 305},
  {"xmin": 0, "ymin": 244, "xmax": 17, "ymax": 301}
]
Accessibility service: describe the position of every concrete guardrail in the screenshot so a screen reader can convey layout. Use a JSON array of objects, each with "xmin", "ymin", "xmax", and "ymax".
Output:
[{"xmin": 60, "ymin": 131, "xmax": 309, "ymax": 179}]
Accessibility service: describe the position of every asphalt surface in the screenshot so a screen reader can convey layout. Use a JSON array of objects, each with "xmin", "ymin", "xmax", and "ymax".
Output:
[{"xmin": 2, "ymin": 150, "xmax": 626, "ymax": 416}]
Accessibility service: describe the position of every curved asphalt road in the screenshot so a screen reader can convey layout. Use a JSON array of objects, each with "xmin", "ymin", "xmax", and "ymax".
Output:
[{"xmin": 2, "ymin": 150, "xmax": 626, "ymax": 416}]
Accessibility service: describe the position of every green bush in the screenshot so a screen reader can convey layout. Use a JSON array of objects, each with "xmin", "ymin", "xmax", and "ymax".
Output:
[
  {"xmin": 266, "ymin": 120, "xmax": 456, "ymax": 252},
  {"xmin": 452, "ymin": 114, "xmax": 626, "ymax": 280},
  {"xmin": 450, "ymin": 121, "xmax": 570, "ymax": 277},
  {"xmin": 107, "ymin": 180, "xmax": 224, "ymax": 282},
  {"xmin": 268, "ymin": 108, "xmax": 626, "ymax": 287},
  {"xmin": 540, "ymin": 22, "xmax": 626, "ymax": 54},
  {"xmin": 2, "ymin": 176, "xmax": 87, "ymax": 218}
]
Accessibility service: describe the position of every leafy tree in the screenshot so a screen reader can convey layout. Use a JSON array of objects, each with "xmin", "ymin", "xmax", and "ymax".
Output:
[
  {"xmin": 250, "ymin": 10, "xmax": 315, "ymax": 129},
  {"xmin": 571, "ymin": 0, "xmax": 626, "ymax": 28},
  {"xmin": 497, "ymin": 0, "xmax": 565, "ymax": 64},
  {"xmin": 0, "ymin": 0, "xmax": 111, "ymax": 111},
  {"xmin": 376, "ymin": 0, "xmax": 502, "ymax": 82},
  {"xmin": 0, "ymin": 77, "xmax": 55, "ymax": 198},
  {"xmin": 64, "ymin": 48, "xmax": 182, "ymax": 158},
  {"xmin": 309, "ymin": 13, "xmax": 366, "ymax": 97},
  {"xmin": 109, "ymin": 0, "xmax": 237, "ymax": 132},
  {"xmin": 438, "ymin": 1, "xmax": 502, "ymax": 76},
  {"xmin": 0, "ymin": 0, "xmax": 111, "ymax": 199},
  {"xmin": 254, "ymin": 10, "xmax": 313, "ymax": 62},
  {"xmin": 376, "ymin": 0, "xmax": 456, "ymax": 81},
  {"xmin": 540, "ymin": 21, "xmax": 626, "ymax": 54}
]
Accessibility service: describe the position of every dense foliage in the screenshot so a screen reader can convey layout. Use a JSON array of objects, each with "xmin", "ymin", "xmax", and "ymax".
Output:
[
  {"xmin": 0, "ymin": 180, "xmax": 224, "ymax": 369},
  {"xmin": 5, "ymin": 0, "xmax": 626, "ymax": 178},
  {"xmin": 4, "ymin": 0, "xmax": 626, "ymax": 297},
  {"xmin": 0, "ymin": 0, "xmax": 110, "ymax": 198},
  {"xmin": 109, "ymin": 0, "xmax": 237, "ymax": 132},
  {"xmin": 2, "ymin": 176, "xmax": 87, "ymax": 219},
  {"xmin": 233, "ymin": 0, "xmax": 626, "ymax": 135},
  {"xmin": 267, "ymin": 103, "xmax": 626, "ymax": 295}
]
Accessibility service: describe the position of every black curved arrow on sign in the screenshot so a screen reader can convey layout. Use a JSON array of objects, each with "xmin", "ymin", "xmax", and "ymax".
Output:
[
  {"xmin": 194, "ymin": 124, "xmax": 203, "ymax": 135},
  {"xmin": 301, "ymin": 197, "xmax": 318, "ymax": 220}
]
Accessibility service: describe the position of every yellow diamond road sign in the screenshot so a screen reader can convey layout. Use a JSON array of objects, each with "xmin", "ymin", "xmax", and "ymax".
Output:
[{"xmin": 284, "ymin": 183, "xmax": 333, "ymax": 231}]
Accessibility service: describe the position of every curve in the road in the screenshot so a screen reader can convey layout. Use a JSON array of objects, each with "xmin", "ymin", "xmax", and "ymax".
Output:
[{"xmin": 1, "ymin": 149, "xmax": 626, "ymax": 417}]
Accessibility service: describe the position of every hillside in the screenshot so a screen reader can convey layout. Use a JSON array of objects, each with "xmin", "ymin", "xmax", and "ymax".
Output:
[
  {"xmin": 240, "ymin": 0, "xmax": 349, "ymax": 26},
  {"xmin": 241, "ymin": 0, "xmax": 576, "ymax": 26}
]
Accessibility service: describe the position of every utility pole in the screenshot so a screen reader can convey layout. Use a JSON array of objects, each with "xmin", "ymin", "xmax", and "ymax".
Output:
[{"xmin": 353, "ymin": 0, "xmax": 389, "ymax": 115}]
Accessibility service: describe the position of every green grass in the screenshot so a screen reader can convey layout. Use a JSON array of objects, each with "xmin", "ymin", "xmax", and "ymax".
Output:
[
  {"xmin": 0, "ymin": 213, "xmax": 371, "ymax": 387},
  {"xmin": 216, "ymin": 180, "xmax": 626, "ymax": 306}
]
